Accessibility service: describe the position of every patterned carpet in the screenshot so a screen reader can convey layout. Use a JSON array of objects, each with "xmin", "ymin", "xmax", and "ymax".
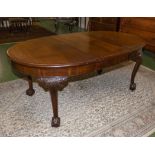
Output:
[{"xmin": 0, "ymin": 63, "xmax": 155, "ymax": 136}]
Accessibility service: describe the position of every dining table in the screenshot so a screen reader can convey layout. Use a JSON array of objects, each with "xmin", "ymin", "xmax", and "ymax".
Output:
[{"xmin": 7, "ymin": 31, "xmax": 145, "ymax": 127}]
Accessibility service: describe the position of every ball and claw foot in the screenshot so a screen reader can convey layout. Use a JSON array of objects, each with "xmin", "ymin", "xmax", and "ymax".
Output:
[
  {"xmin": 51, "ymin": 117, "xmax": 60, "ymax": 127},
  {"xmin": 26, "ymin": 88, "xmax": 35, "ymax": 96},
  {"xmin": 130, "ymin": 83, "xmax": 136, "ymax": 91}
]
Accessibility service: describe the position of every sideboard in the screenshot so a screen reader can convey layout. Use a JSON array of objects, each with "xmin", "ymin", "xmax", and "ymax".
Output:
[
  {"xmin": 88, "ymin": 17, "xmax": 120, "ymax": 31},
  {"xmin": 88, "ymin": 17, "xmax": 155, "ymax": 53},
  {"xmin": 120, "ymin": 17, "xmax": 155, "ymax": 53}
]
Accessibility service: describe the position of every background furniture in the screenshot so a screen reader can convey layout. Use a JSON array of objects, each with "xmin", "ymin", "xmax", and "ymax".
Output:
[
  {"xmin": 9, "ymin": 17, "xmax": 32, "ymax": 33},
  {"xmin": 88, "ymin": 17, "xmax": 155, "ymax": 53},
  {"xmin": 0, "ymin": 17, "xmax": 33, "ymax": 33},
  {"xmin": 0, "ymin": 17, "xmax": 10, "ymax": 31},
  {"xmin": 120, "ymin": 17, "xmax": 155, "ymax": 53},
  {"xmin": 53, "ymin": 17, "xmax": 78, "ymax": 32},
  {"xmin": 88, "ymin": 17, "xmax": 120, "ymax": 31}
]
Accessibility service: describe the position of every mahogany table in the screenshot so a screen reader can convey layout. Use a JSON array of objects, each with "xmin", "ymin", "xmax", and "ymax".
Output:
[{"xmin": 7, "ymin": 31, "xmax": 145, "ymax": 127}]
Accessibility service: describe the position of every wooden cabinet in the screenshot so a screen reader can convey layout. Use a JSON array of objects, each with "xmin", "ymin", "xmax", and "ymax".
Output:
[
  {"xmin": 120, "ymin": 17, "xmax": 155, "ymax": 53},
  {"xmin": 88, "ymin": 17, "xmax": 120, "ymax": 31},
  {"xmin": 88, "ymin": 17, "xmax": 155, "ymax": 53}
]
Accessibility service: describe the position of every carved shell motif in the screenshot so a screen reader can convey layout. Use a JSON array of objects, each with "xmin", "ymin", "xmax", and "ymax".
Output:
[{"xmin": 37, "ymin": 76, "xmax": 68, "ymax": 91}]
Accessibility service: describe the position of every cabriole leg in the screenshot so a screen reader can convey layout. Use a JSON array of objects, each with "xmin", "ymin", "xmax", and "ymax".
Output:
[
  {"xmin": 26, "ymin": 76, "xmax": 35, "ymax": 96},
  {"xmin": 130, "ymin": 50, "xmax": 142, "ymax": 91},
  {"xmin": 50, "ymin": 89, "xmax": 60, "ymax": 127},
  {"xmin": 37, "ymin": 76, "xmax": 68, "ymax": 127}
]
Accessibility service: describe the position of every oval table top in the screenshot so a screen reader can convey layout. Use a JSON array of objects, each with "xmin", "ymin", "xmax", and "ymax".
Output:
[
  {"xmin": 7, "ymin": 31, "xmax": 145, "ymax": 67},
  {"xmin": 7, "ymin": 31, "xmax": 145, "ymax": 77}
]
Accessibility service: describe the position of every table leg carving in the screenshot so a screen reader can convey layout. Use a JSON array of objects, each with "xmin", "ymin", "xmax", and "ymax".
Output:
[
  {"xmin": 37, "ymin": 76, "xmax": 68, "ymax": 127},
  {"xmin": 129, "ymin": 50, "xmax": 142, "ymax": 91},
  {"xmin": 26, "ymin": 76, "xmax": 35, "ymax": 96}
]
